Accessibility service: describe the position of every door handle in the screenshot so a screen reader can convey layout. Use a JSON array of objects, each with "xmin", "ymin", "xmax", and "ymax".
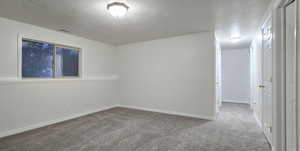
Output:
[{"xmin": 259, "ymin": 85, "xmax": 266, "ymax": 88}]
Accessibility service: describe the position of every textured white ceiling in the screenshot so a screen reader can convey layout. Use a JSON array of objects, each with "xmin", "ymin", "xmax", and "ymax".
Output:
[{"xmin": 0, "ymin": 0, "xmax": 270, "ymax": 48}]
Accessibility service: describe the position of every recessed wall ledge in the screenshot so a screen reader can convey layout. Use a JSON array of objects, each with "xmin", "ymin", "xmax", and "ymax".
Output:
[{"xmin": 0, "ymin": 75, "xmax": 119, "ymax": 85}]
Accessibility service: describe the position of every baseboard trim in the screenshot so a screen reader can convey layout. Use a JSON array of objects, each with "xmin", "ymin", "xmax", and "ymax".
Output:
[
  {"xmin": 253, "ymin": 112, "xmax": 262, "ymax": 128},
  {"xmin": 117, "ymin": 105, "xmax": 216, "ymax": 121},
  {"xmin": 0, "ymin": 105, "xmax": 116, "ymax": 138},
  {"xmin": 0, "ymin": 105, "xmax": 216, "ymax": 138},
  {"xmin": 222, "ymin": 100, "xmax": 250, "ymax": 104}
]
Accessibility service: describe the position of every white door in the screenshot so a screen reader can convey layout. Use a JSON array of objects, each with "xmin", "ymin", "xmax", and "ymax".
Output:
[
  {"xmin": 285, "ymin": 1, "xmax": 297, "ymax": 150},
  {"xmin": 261, "ymin": 17, "xmax": 273, "ymax": 144}
]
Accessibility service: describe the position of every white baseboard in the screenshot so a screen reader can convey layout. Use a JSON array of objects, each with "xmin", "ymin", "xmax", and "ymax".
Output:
[
  {"xmin": 0, "ymin": 105, "xmax": 216, "ymax": 138},
  {"xmin": 222, "ymin": 99, "xmax": 250, "ymax": 104},
  {"xmin": 253, "ymin": 112, "xmax": 262, "ymax": 128},
  {"xmin": 0, "ymin": 105, "xmax": 116, "ymax": 138},
  {"xmin": 117, "ymin": 105, "xmax": 216, "ymax": 121}
]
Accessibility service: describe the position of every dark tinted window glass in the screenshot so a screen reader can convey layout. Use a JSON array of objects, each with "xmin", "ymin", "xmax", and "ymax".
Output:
[
  {"xmin": 55, "ymin": 47, "xmax": 79, "ymax": 77},
  {"xmin": 22, "ymin": 40, "xmax": 54, "ymax": 78}
]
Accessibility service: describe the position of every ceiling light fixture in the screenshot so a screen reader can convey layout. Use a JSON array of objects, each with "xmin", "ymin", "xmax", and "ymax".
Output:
[
  {"xmin": 230, "ymin": 36, "xmax": 241, "ymax": 43},
  {"xmin": 107, "ymin": 2, "xmax": 129, "ymax": 18}
]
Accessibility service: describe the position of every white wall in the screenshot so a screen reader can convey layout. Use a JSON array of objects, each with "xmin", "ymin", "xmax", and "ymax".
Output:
[
  {"xmin": 0, "ymin": 17, "xmax": 119, "ymax": 137},
  {"xmin": 250, "ymin": 32, "xmax": 263, "ymax": 126},
  {"xmin": 0, "ymin": 17, "xmax": 218, "ymax": 137},
  {"xmin": 221, "ymin": 48, "xmax": 250, "ymax": 104},
  {"xmin": 117, "ymin": 33, "xmax": 216, "ymax": 119},
  {"xmin": 215, "ymin": 40, "xmax": 222, "ymax": 113}
]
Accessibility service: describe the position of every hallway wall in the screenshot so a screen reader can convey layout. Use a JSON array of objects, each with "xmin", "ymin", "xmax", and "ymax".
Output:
[
  {"xmin": 221, "ymin": 48, "xmax": 250, "ymax": 104},
  {"xmin": 117, "ymin": 32, "xmax": 216, "ymax": 120},
  {"xmin": 250, "ymin": 33, "xmax": 263, "ymax": 126}
]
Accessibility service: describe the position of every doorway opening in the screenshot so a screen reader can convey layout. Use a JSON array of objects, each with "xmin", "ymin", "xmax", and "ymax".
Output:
[
  {"xmin": 215, "ymin": 41, "xmax": 271, "ymax": 150},
  {"xmin": 215, "ymin": 14, "xmax": 274, "ymax": 150}
]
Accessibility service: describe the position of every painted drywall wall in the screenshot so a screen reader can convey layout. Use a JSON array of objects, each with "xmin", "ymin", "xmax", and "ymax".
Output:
[
  {"xmin": 0, "ymin": 17, "xmax": 118, "ymax": 137},
  {"xmin": 117, "ymin": 33, "xmax": 216, "ymax": 119},
  {"xmin": 0, "ymin": 17, "xmax": 217, "ymax": 136},
  {"xmin": 221, "ymin": 48, "xmax": 250, "ymax": 104},
  {"xmin": 215, "ymin": 40, "xmax": 222, "ymax": 113},
  {"xmin": 250, "ymin": 32, "xmax": 263, "ymax": 126}
]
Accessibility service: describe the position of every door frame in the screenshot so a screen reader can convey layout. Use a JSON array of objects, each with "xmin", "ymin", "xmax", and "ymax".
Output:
[
  {"xmin": 284, "ymin": 1, "xmax": 297, "ymax": 150},
  {"xmin": 272, "ymin": 0, "xmax": 299, "ymax": 150},
  {"xmin": 297, "ymin": 0, "xmax": 300, "ymax": 148},
  {"xmin": 295, "ymin": 0, "xmax": 299, "ymax": 150}
]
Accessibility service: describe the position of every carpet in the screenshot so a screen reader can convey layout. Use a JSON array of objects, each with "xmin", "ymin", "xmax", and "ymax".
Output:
[{"xmin": 0, "ymin": 103, "xmax": 271, "ymax": 151}]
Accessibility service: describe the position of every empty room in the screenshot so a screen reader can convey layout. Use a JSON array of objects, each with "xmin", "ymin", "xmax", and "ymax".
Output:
[{"xmin": 0, "ymin": 0, "xmax": 299, "ymax": 151}]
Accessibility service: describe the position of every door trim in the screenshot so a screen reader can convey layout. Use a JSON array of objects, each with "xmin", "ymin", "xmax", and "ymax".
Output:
[
  {"xmin": 284, "ymin": 1, "xmax": 297, "ymax": 150},
  {"xmin": 295, "ymin": 0, "xmax": 299, "ymax": 150},
  {"xmin": 272, "ymin": 0, "xmax": 299, "ymax": 151}
]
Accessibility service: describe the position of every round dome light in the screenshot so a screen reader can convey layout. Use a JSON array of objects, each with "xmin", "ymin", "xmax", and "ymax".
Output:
[{"xmin": 107, "ymin": 2, "xmax": 129, "ymax": 18}]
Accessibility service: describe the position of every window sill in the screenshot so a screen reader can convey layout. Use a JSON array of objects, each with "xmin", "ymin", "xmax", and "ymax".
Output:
[{"xmin": 0, "ymin": 75, "xmax": 119, "ymax": 85}]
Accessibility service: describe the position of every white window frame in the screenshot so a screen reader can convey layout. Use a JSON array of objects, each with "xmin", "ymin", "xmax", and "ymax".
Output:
[{"xmin": 18, "ymin": 35, "xmax": 83, "ymax": 80}]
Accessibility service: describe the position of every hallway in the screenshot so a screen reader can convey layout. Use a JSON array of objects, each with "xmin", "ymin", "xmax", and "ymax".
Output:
[
  {"xmin": 0, "ymin": 103, "xmax": 270, "ymax": 151},
  {"xmin": 216, "ymin": 103, "xmax": 271, "ymax": 151}
]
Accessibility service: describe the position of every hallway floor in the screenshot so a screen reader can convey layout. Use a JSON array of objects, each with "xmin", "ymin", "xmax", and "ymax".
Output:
[{"xmin": 0, "ymin": 103, "xmax": 271, "ymax": 151}]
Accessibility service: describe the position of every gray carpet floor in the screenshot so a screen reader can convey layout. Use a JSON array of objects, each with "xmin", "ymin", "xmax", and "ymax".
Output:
[{"xmin": 0, "ymin": 103, "xmax": 271, "ymax": 151}]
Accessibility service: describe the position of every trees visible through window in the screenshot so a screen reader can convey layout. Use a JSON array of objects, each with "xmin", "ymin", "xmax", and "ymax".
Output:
[{"xmin": 22, "ymin": 39, "xmax": 80, "ymax": 78}]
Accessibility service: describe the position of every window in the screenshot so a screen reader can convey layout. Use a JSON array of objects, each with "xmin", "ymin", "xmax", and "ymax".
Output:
[
  {"xmin": 55, "ymin": 47, "xmax": 80, "ymax": 77},
  {"xmin": 22, "ymin": 39, "xmax": 80, "ymax": 78}
]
